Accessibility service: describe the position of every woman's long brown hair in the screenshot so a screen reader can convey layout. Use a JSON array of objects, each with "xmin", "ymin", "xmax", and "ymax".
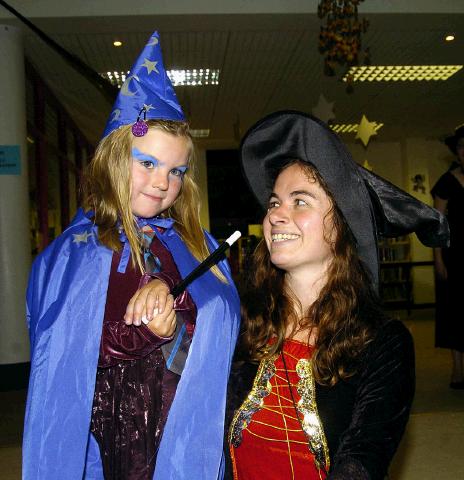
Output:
[{"xmin": 239, "ymin": 160, "xmax": 383, "ymax": 385}]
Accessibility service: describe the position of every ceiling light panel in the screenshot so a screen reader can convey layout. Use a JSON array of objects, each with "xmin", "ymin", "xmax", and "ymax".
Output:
[
  {"xmin": 343, "ymin": 65, "xmax": 463, "ymax": 82},
  {"xmin": 100, "ymin": 69, "xmax": 220, "ymax": 88},
  {"xmin": 167, "ymin": 69, "xmax": 220, "ymax": 86},
  {"xmin": 330, "ymin": 123, "xmax": 384, "ymax": 134},
  {"xmin": 190, "ymin": 129, "xmax": 210, "ymax": 138}
]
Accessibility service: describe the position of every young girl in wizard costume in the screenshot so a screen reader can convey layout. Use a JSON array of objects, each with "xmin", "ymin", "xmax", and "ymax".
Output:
[{"xmin": 23, "ymin": 31, "xmax": 240, "ymax": 480}]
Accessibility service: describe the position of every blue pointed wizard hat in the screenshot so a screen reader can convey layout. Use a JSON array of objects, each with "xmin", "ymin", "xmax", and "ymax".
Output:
[{"xmin": 102, "ymin": 31, "xmax": 185, "ymax": 138}]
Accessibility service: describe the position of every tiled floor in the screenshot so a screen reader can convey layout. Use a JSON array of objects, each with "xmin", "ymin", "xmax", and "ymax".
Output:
[{"xmin": 1, "ymin": 309, "xmax": 463, "ymax": 479}]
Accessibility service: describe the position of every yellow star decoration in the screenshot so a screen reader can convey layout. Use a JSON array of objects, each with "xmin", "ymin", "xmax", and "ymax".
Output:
[
  {"xmin": 355, "ymin": 115, "xmax": 378, "ymax": 147},
  {"xmin": 312, "ymin": 94, "xmax": 335, "ymax": 124},
  {"xmin": 141, "ymin": 59, "xmax": 159, "ymax": 75},
  {"xmin": 363, "ymin": 159, "xmax": 373, "ymax": 171}
]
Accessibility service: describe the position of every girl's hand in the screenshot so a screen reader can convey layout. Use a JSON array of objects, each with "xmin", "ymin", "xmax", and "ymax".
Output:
[{"xmin": 124, "ymin": 279, "xmax": 177, "ymax": 338}]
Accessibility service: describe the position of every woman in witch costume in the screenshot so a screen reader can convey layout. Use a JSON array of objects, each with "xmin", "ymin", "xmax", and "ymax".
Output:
[
  {"xmin": 431, "ymin": 124, "xmax": 464, "ymax": 389},
  {"xmin": 225, "ymin": 111, "xmax": 448, "ymax": 479},
  {"xmin": 23, "ymin": 32, "xmax": 240, "ymax": 480}
]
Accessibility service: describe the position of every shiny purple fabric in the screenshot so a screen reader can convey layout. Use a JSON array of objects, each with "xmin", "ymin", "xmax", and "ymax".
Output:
[{"xmin": 91, "ymin": 235, "xmax": 196, "ymax": 479}]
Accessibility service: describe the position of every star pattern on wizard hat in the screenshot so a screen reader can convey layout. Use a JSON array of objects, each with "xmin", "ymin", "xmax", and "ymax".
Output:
[{"xmin": 102, "ymin": 31, "xmax": 185, "ymax": 138}]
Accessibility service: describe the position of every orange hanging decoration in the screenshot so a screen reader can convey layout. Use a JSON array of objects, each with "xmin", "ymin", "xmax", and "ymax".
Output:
[{"xmin": 317, "ymin": 0, "xmax": 371, "ymax": 88}]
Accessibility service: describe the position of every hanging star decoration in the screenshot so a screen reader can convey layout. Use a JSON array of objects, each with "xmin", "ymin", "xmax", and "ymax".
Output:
[
  {"xmin": 355, "ymin": 115, "xmax": 381, "ymax": 147},
  {"xmin": 312, "ymin": 94, "xmax": 335, "ymax": 124},
  {"xmin": 72, "ymin": 231, "xmax": 93, "ymax": 244},
  {"xmin": 363, "ymin": 159, "xmax": 373, "ymax": 171}
]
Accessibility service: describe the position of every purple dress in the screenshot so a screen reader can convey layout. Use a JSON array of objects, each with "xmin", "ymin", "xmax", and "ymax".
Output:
[{"xmin": 90, "ymin": 235, "xmax": 196, "ymax": 479}]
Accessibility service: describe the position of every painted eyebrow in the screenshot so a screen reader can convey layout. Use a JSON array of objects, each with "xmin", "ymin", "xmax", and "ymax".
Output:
[
  {"xmin": 131, "ymin": 147, "xmax": 160, "ymax": 164},
  {"xmin": 172, "ymin": 165, "xmax": 188, "ymax": 173}
]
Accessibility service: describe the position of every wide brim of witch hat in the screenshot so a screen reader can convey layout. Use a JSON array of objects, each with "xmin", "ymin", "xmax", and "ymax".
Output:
[
  {"xmin": 102, "ymin": 31, "xmax": 185, "ymax": 138},
  {"xmin": 444, "ymin": 124, "xmax": 464, "ymax": 155},
  {"xmin": 240, "ymin": 110, "xmax": 449, "ymax": 288}
]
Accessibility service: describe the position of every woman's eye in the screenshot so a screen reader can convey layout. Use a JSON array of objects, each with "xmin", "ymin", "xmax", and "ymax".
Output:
[
  {"xmin": 295, "ymin": 198, "xmax": 307, "ymax": 206},
  {"xmin": 267, "ymin": 200, "xmax": 279, "ymax": 210}
]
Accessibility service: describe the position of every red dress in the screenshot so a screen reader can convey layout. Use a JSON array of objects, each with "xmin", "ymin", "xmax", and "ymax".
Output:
[{"xmin": 230, "ymin": 340, "xmax": 328, "ymax": 480}]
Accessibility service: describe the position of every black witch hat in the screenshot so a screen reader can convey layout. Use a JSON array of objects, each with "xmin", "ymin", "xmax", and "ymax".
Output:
[{"xmin": 240, "ymin": 111, "xmax": 449, "ymax": 288}]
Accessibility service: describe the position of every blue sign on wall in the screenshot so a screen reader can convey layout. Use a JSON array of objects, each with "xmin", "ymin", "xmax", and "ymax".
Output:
[{"xmin": 0, "ymin": 145, "xmax": 21, "ymax": 175}]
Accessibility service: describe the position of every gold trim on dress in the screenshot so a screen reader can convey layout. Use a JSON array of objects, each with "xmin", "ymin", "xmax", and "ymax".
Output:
[
  {"xmin": 228, "ymin": 352, "xmax": 330, "ymax": 474},
  {"xmin": 295, "ymin": 358, "xmax": 330, "ymax": 472},
  {"xmin": 228, "ymin": 354, "xmax": 277, "ymax": 447}
]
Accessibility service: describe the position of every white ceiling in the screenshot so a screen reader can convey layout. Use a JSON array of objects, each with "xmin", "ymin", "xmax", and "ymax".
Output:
[{"xmin": 1, "ymin": 3, "xmax": 463, "ymax": 148}]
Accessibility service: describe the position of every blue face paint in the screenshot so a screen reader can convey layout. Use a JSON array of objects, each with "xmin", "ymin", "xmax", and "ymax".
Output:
[
  {"xmin": 132, "ymin": 147, "xmax": 160, "ymax": 167},
  {"xmin": 171, "ymin": 165, "xmax": 188, "ymax": 177},
  {"xmin": 132, "ymin": 147, "xmax": 188, "ymax": 178}
]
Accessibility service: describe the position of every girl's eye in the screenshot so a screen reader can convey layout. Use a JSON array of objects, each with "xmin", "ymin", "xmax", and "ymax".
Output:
[
  {"xmin": 140, "ymin": 160, "xmax": 155, "ymax": 169},
  {"xmin": 267, "ymin": 200, "xmax": 279, "ymax": 210},
  {"xmin": 170, "ymin": 167, "xmax": 187, "ymax": 178},
  {"xmin": 295, "ymin": 198, "xmax": 307, "ymax": 206},
  {"xmin": 170, "ymin": 168, "xmax": 182, "ymax": 177}
]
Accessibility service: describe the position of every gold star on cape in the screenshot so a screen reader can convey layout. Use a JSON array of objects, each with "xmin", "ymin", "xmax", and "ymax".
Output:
[
  {"xmin": 73, "ymin": 231, "xmax": 93, "ymax": 244},
  {"xmin": 141, "ymin": 59, "xmax": 159, "ymax": 75},
  {"xmin": 355, "ymin": 115, "xmax": 378, "ymax": 147}
]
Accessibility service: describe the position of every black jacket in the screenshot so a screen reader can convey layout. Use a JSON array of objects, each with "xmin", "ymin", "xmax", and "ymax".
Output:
[{"xmin": 225, "ymin": 320, "xmax": 415, "ymax": 479}]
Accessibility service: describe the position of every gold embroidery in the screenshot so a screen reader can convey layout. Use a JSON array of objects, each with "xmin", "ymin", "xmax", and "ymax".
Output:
[
  {"xmin": 295, "ymin": 358, "xmax": 330, "ymax": 472},
  {"xmin": 228, "ymin": 354, "xmax": 277, "ymax": 447},
  {"xmin": 228, "ymin": 350, "xmax": 330, "ymax": 474}
]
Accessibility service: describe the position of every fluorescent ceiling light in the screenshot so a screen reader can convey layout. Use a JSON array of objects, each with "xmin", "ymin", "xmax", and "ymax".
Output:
[
  {"xmin": 330, "ymin": 123, "xmax": 384, "ymax": 134},
  {"xmin": 102, "ymin": 71, "xmax": 129, "ymax": 87},
  {"xmin": 101, "ymin": 69, "xmax": 220, "ymax": 87},
  {"xmin": 342, "ymin": 65, "xmax": 463, "ymax": 82},
  {"xmin": 190, "ymin": 129, "xmax": 210, "ymax": 138},
  {"xmin": 167, "ymin": 69, "xmax": 220, "ymax": 86}
]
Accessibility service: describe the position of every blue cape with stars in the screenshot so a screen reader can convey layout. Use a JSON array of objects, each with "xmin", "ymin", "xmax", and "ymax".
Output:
[{"xmin": 23, "ymin": 209, "xmax": 240, "ymax": 479}]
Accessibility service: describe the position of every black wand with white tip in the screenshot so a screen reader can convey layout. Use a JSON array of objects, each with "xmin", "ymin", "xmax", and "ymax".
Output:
[{"xmin": 171, "ymin": 231, "xmax": 241, "ymax": 298}]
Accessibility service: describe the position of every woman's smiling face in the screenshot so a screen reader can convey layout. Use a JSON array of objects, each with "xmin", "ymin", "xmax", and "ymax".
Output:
[{"xmin": 263, "ymin": 163, "xmax": 335, "ymax": 278}]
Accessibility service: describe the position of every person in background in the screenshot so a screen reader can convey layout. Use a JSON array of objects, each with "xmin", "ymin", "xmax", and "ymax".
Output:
[
  {"xmin": 432, "ymin": 124, "xmax": 464, "ymax": 389},
  {"xmin": 23, "ymin": 31, "xmax": 240, "ymax": 480},
  {"xmin": 226, "ymin": 111, "xmax": 449, "ymax": 479}
]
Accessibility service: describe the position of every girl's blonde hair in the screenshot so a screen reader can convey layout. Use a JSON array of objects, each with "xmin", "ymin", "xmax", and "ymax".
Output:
[{"xmin": 82, "ymin": 119, "xmax": 224, "ymax": 280}]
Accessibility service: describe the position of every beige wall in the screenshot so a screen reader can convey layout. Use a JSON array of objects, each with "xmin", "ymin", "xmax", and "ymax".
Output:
[
  {"xmin": 346, "ymin": 137, "xmax": 453, "ymax": 304},
  {"xmin": 194, "ymin": 147, "xmax": 210, "ymax": 231}
]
